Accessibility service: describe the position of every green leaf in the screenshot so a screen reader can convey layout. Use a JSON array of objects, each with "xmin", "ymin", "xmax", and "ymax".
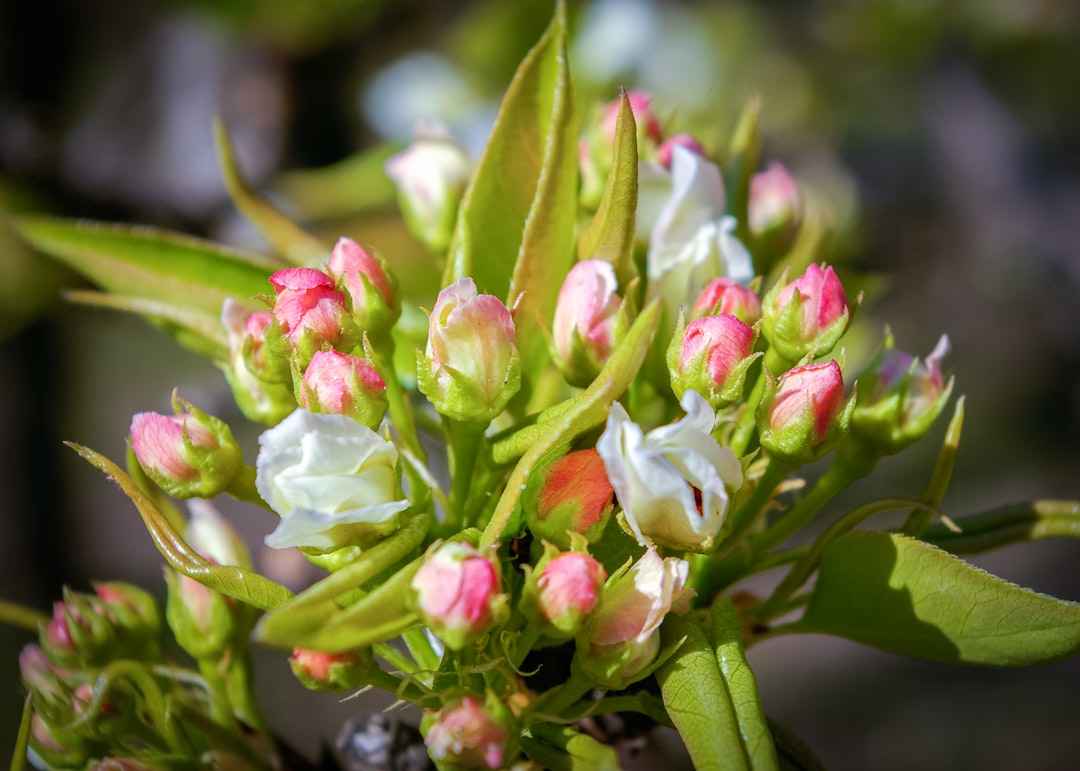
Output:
[
  {"xmin": 795, "ymin": 531, "xmax": 1080, "ymax": 666},
  {"xmin": 15, "ymin": 215, "xmax": 279, "ymax": 319},
  {"xmin": 923, "ymin": 500, "xmax": 1080, "ymax": 555},
  {"xmin": 481, "ymin": 299, "xmax": 661, "ymax": 547},
  {"xmin": 521, "ymin": 723, "xmax": 621, "ymax": 771},
  {"xmin": 443, "ymin": 3, "xmax": 576, "ymax": 306},
  {"xmin": 710, "ymin": 600, "xmax": 779, "ymax": 770},
  {"xmin": 767, "ymin": 718, "xmax": 826, "ymax": 771},
  {"xmin": 214, "ymin": 119, "xmax": 329, "ymax": 265},
  {"xmin": 656, "ymin": 610, "xmax": 749, "ymax": 771},
  {"xmin": 577, "ymin": 88, "xmax": 639, "ymax": 288},
  {"xmin": 274, "ymin": 141, "xmax": 401, "ymax": 220},
  {"xmin": 725, "ymin": 96, "xmax": 760, "ymax": 246},
  {"xmin": 903, "ymin": 395, "xmax": 964, "ymax": 536},
  {"xmin": 68, "ymin": 443, "xmax": 293, "ymax": 611},
  {"xmin": 10, "ymin": 694, "xmax": 31, "ymax": 771}
]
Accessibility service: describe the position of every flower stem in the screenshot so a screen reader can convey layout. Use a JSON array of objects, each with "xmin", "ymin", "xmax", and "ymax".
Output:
[
  {"xmin": 444, "ymin": 418, "xmax": 486, "ymax": 533},
  {"xmin": 729, "ymin": 348, "xmax": 788, "ymax": 457},
  {"xmin": 226, "ymin": 465, "xmax": 266, "ymax": 507}
]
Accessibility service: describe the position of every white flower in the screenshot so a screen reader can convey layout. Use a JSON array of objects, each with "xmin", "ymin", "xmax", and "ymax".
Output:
[
  {"xmin": 256, "ymin": 410, "xmax": 410, "ymax": 552},
  {"xmin": 645, "ymin": 146, "xmax": 754, "ymax": 312},
  {"xmin": 597, "ymin": 390, "xmax": 743, "ymax": 552}
]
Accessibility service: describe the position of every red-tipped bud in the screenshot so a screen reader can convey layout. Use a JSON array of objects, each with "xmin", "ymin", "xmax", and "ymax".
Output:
[
  {"xmin": 525, "ymin": 449, "xmax": 615, "ymax": 549},
  {"xmin": 668, "ymin": 314, "xmax": 759, "ymax": 408},
  {"xmin": 301, "ymin": 349, "xmax": 388, "ymax": 430},
  {"xmin": 658, "ymin": 133, "xmax": 707, "ymax": 169},
  {"xmin": 759, "ymin": 360, "xmax": 854, "ymax": 463},
  {"xmin": 417, "ymin": 278, "xmax": 520, "ymax": 423},
  {"xmin": 269, "ymin": 267, "xmax": 358, "ymax": 366},
  {"xmin": 327, "ymin": 238, "xmax": 400, "ymax": 337},
  {"xmin": 422, "ymin": 694, "xmax": 517, "ymax": 770},
  {"xmin": 749, "ymin": 162, "xmax": 803, "ymax": 256},
  {"xmin": 411, "ymin": 542, "xmax": 507, "ymax": 651},
  {"xmin": 552, "ymin": 260, "xmax": 625, "ymax": 386},
  {"xmin": 691, "ymin": 277, "xmax": 762, "ymax": 324},
  {"xmin": 532, "ymin": 548, "xmax": 607, "ymax": 637},
  {"xmin": 130, "ymin": 396, "xmax": 242, "ymax": 499},
  {"xmin": 762, "ymin": 263, "xmax": 851, "ymax": 363},
  {"xmin": 221, "ymin": 299, "xmax": 296, "ymax": 425},
  {"xmin": 290, "ymin": 647, "xmax": 374, "ymax": 692},
  {"xmin": 42, "ymin": 584, "xmax": 161, "ymax": 668}
]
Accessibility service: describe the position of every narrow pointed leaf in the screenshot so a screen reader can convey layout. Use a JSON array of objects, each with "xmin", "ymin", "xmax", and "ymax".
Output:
[
  {"xmin": 795, "ymin": 531, "xmax": 1080, "ymax": 666},
  {"xmin": 15, "ymin": 216, "xmax": 278, "ymax": 318},
  {"xmin": 11, "ymin": 694, "xmax": 31, "ymax": 771},
  {"xmin": 577, "ymin": 88, "xmax": 639, "ymax": 287},
  {"xmin": 275, "ymin": 141, "xmax": 401, "ymax": 220},
  {"xmin": 214, "ymin": 119, "xmax": 329, "ymax": 266},
  {"xmin": 656, "ymin": 611, "xmax": 749, "ymax": 771},
  {"xmin": 726, "ymin": 96, "xmax": 761, "ymax": 245},
  {"xmin": 68, "ymin": 443, "xmax": 293, "ymax": 611},
  {"xmin": 903, "ymin": 395, "xmax": 964, "ymax": 536},
  {"xmin": 711, "ymin": 599, "xmax": 779, "ymax": 770}
]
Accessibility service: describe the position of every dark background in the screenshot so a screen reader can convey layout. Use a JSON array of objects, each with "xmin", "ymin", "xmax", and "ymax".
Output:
[{"xmin": 2, "ymin": 0, "xmax": 1079, "ymax": 767}]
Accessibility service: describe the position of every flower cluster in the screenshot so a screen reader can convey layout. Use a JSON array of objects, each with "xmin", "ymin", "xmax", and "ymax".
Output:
[{"xmin": 21, "ymin": 14, "xmax": 1071, "ymax": 771}]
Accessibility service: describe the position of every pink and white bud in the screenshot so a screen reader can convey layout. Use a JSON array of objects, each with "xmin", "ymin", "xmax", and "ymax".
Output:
[
  {"xmin": 417, "ymin": 278, "xmax": 520, "ymax": 423},
  {"xmin": 525, "ymin": 449, "xmax": 615, "ymax": 549},
  {"xmin": 691, "ymin": 277, "xmax": 762, "ymax": 324},
  {"xmin": 269, "ymin": 268, "xmax": 357, "ymax": 365},
  {"xmin": 385, "ymin": 126, "xmax": 473, "ymax": 255},
  {"xmin": 423, "ymin": 695, "xmax": 515, "ymax": 770},
  {"xmin": 130, "ymin": 398, "xmax": 242, "ymax": 499},
  {"xmin": 535, "ymin": 551, "xmax": 607, "ymax": 636},
  {"xmin": 412, "ymin": 542, "xmax": 507, "ymax": 651},
  {"xmin": 290, "ymin": 647, "xmax": 373, "ymax": 692},
  {"xmin": 852, "ymin": 334, "xmax": 954, "ymax": 453},
  {"xmin": 221, "ymin": 299, "xmax": 296, "ymax": 425},
  {"xmin": 301, "ymin": 349, "xmax": 388, "ymax": 430},
  {"xmin": 762, "ymin": 263, "xmax": 851, "ymax": 363},
  {"xmin": 327, "ymin": 238, "xmax": 400, "ymax": 336},
  {"xmin": 552, "ymin": 260, "xmax": 624, "ymax": 386},
  {"xmin": 658, "ymin": 133, "xmax": 707, "ymax": 169},
  {"xmin": 576, "ymin": 548, "xmax": 693, "ymax": 689},
  {"xmin": 759, "ymin": 359, "xmax": 853, "ymax": 463},
  {"xmin": 668, "ymin": 314, "xmax": 759, "ymax": 408},
  {"xmin": 748, "ymin": 162, "xmax": 803, "ymax": 255},
  {"xmin": 602, "ymin": 89, "xmax": 663, "ymax": 145}
]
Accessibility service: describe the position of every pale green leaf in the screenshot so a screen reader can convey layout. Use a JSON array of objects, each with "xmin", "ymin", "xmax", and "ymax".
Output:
[
  {"xmin": 274, "ymin": 141, "xmax": 400, "ymax": 220},
  {"xmin": 656, "ymin": 611, "xmax": 749, "ymax": 771},
  {"xmin": 796, "ymin": 531, "xmax": 1080, "ymax": 666},
  {"xmin": 577, "ymin": 88, "xmax": 639, "ymax": 288},
  {"xmin": 68, "ymin": 443, "xmax": 293, "ymax": 611},
  {"xmin": 521, "ymin": 724, "xmax": 621, "ymax": 771},
  {"xmin": 214, "ymin": 118, "xmax": 329, "ymax": 265},
  {"xmin": 15, "ymin": 215, "xmax": 278, "ymax": 319},
  {"xmin": 725, "ymin": 96, "xmax": 760, "ymax": 246}
]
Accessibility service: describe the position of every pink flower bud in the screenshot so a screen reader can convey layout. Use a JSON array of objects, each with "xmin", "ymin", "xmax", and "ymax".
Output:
[
  {"xmin": 327, "ymin": 238, "xmax": 400, "ymax": 336},
  {"xmin": 269, "ymin": 268, "xmax": 356, "ymax": 363},
  {"xmin": 669, "ymin": 314, "xmax": 758, "ymax": 407},
  {"xmin": 411, "ymin": 542, "xmax": 507, "ymax": 651},
  {"xmin": 691, "ymin": 277, "xmax": 762, "ymax": 324},
  {"xmin": 423, "ymin": 695, "xmax": 514, "ymax": 770},
  {"xmin": 536, "ymin": 551, "xmax": 607, "ymax": 635},
  {"xmin": 552, "ymin": 260, "xmax": 623, "ymax": 386},
  {"xmin": 290, "ymin": 647, "xmax": 373, "ymax": 692},
  {"xmin": 602, "ymin": 90, "xmax": 663, "ymax": 144},
  {"xmin": 748, "ymin": 162, "xmax": 803, "ymax": 253},
  {"xmin": 301, "ymin": 349, "xmax": 388, "ymax": 430},
  {"xmin": 19, "ymin": 645, "xmax": 66, "ymax": 703},
  {"xmin": 221, "ymin": 299, "xmax": 296, "ymax": 425},
  {"xmin": 760, "ymin": 360, "xmax": 852, "ymax": 462},
  {"xmin": 762, "ymin": 263, "xmax": 851, "ymax": 363},
  {"xmin": 852, "ymin": 334, "xmax": 954, "ymax": 453},
  {"xmin": 658, "ymin": 133, "xmax": 707, "ymax": 169},
  {"xmin": 526, "ymin": 449, "xmax": 615, "ymax": 549},
  {"xmin": 417, "ymin": 278, "xmax": 520, "ymax": 422},
  {"xmin": 130, "ymin": 398, "xmax": 242, "ymax": 499}
]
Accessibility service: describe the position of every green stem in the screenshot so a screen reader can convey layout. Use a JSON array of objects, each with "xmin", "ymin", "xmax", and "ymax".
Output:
[
  {"xmin": 570, "ymin": 692, "xmax": 673, "ymax": 728},
  {"xmin": 529, "ymin": 670, "xmax": 594, "ymax": 721},
  {"xmin": 728, "ymin": 348, "xmax": 788, "ymax": 458},
  {"xmin": 0, "ymin": 600, "xmax": 48, "ymax": 632},
  {"xmin": 384, "ymin": 363, "xmax": 428, "ymax": 500},
  {"xmin": 374, "ymin": 642, "xmax": 419, "ymax": 676},
  {"xmin": 443, "ymin": 418, "xmax": 486, "ymax": 533},
  {"xmin": 403, "ymin": 627, "xmax": 442, "ymax": 673},
  {"xmin": 226, "ymin": 465, "xmax": 265, "ymax": 507},
  {"xmin": 726, "ymin": 458, "xmax": 794, "ymax": 543},
  {"xmin": 510, "ymin": 623, "xmax": 542, "ymax": 671},
  {"xmin": 197, "ymin": 659, "xmax": 235, "ymax": 726},
  {"xmin": 365, "ymin": 665, "xmax": 431, "ymax": 704},
  {"xmin": 223, "ymin": 648, "xmax": 272, "ymax": 738}
]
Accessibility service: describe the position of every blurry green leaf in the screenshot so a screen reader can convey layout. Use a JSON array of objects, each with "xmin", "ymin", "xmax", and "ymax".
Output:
[
  {"xmin": 577, "ymin": 88, "xmax": 638, "ymax": 287},
  {"xmin": 521, "ymin": 723, "xmax": 621, "ymax": 771},
  {"xmin": 68, "ymin": 443, "xmax": 293, "ymax": 611},
  {"xmin": 711, "ymin": 600, "xmax": 778, "ymax": 770},
  {"xmin": 923, "ymin": 500, "xmax": 1080, "ymax": 555},
  {"xmin": 796, "ymin": 531, "xmax": 1080, "ymax": 666},
  {"xmin": 214, "ymin": 119, "xmax": 329, "ymax": 266},
  {"xmin": 656, "ymin": 610, "xmax": 749, "ymax": 771},
  {"xmin": 725, "ymin": 96, "xmax": 760, "ymax": 246},
  {"xmin": 15, "ymin": 216, "xmax": 278, "ymax": 319},
  {"xmin": 481, "ymin": 299, "xmax": 660, "ymax": 547},
  {"xmin": 275, "ymin": 142, "xmax": 401, "ymax": 220},
  {"xmin": 62, "ymin": 289, "xmax": 228, "ymax": 359},
  {"xmin": 11, "ymin": 694, "xmax": 31, "ymax": 771}
]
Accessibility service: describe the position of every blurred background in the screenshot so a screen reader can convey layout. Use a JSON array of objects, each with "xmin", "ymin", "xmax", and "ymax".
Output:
[{"xmin": 2, "ymin": 0, "xmax": 1078, "ymax": 767}]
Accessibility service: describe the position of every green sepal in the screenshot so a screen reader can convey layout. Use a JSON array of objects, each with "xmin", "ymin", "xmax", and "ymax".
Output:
[
  {"xmin": 795, "ymin": 531, "xmax": 1080, "ymax": 666},
  {"xmin": 577, "ymin": 87, "xmax": 639, "ymax": 289},
  {"xmin": 67, "ymin": 443, "xmax": 294, "ymax": 611},
  {"xmin": 213, "ymin": 118, "xmax": 328, "ymax": 266},
  {"xmin": 520, "ymin": 723, "xmax": 621, "ymax": 771}
]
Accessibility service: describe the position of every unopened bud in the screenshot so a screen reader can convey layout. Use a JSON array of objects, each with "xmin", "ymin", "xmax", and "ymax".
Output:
[
  {"xmin": 221, "ymin": 299, "xmax": 296, "ymax": 426},
  {"xmin": 327, "ymin": 238, "xmax": 400, "ymax": 337},
  {"xmin": 759, "ymin": 360, "xmax": 854, "ymax": 464},
  {"xmin": 551, "ymin": 260, "xmax": 625, "ymax": 386},
  {"xmin": 422, "ymin": 694, "xmax": 517, "ymax": 770},
  {"xmin": 523, "ymin": 542, "xmax": 607, "ymax": 638},
  {"xmin": 691, "ymin": 277, "xmax": 762, "ymax": 324},
  {"xmin": 301, "ymin": 349, "xmax": 388, "ymax": 430},
  {"xmin": 748, "ymin": 162, "xmax": 803, "ymax": 256},
  {"xmin": 668, "ymin": 314, "xmax": 759, "ymax": 408},
  {"xmin": 269, "ymin": 268, "xmax": 358, "ymax": 367},
  {"xmin": 524, "ymin": 449, "xmax": 615, "ymax": 549},
  {"xmin": 761, "ymin": 263, "xmax": 851, "ymax": 363},
  {"xmin": 657, "ymin": 133, "xmax": 706, "ymax": 170},
  {"xmin": 290, "ymin": 647, "xmax": 374, "ymax": 692},
  {"xmin": 411, "ymin": 542, "xmax": 507, "ymax": 651}
]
